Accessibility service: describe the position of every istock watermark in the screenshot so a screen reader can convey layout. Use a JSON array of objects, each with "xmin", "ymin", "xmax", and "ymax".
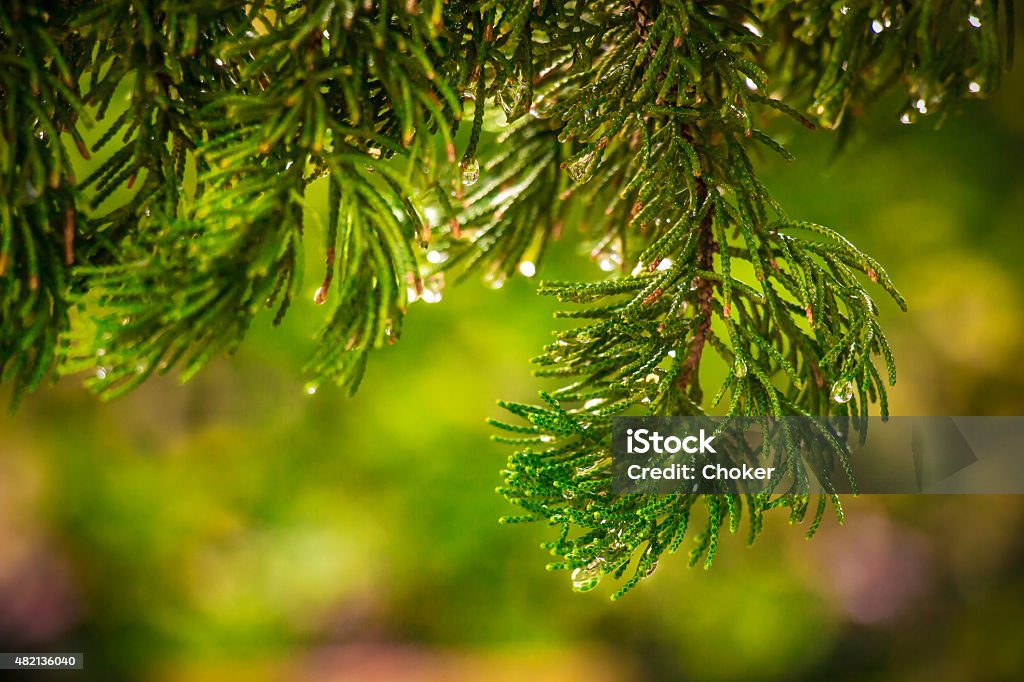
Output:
[{"xmin": 612, "ymin": 416, "xmax": 1024, "ymax": 495}]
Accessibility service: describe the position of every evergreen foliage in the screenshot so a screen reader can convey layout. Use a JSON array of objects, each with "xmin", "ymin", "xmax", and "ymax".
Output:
[{"xmin": 0, "ymin": 1, "xmax": 1014, "ymax": 595}]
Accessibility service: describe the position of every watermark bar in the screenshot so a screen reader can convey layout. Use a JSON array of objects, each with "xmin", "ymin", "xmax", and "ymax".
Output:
[
  {"xmin": 0, "ymin": 653, "xmax": 84, "ymax": 670},
  {"xmin": 612, "ymin": 417, "xmax": 1024, "ymax": 495}
]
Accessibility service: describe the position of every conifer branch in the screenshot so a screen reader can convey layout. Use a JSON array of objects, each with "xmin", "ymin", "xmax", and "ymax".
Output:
[{"xmin": 0, "ymin": 1, "xmax": 1015, "ymax": 593}]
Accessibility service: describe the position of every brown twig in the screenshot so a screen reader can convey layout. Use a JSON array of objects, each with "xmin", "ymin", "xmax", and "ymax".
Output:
[{"xmin": 676, "ymin": 179, "xmax": 716, "ymax": 400}]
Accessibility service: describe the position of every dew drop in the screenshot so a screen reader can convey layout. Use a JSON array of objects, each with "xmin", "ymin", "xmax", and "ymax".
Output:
[
  {"xmin": 968, "ymin": 14, "xmax": 981, "ymax": 28},
  {"xmin": 459, "ymin": 157, "xmax": 480, "ymax": 186},
  {"xmin": 871, "ymin": 19, "xmax": 884, "ymax": 33},
  {"xmin": 530, "ymin": 95, "xmax": 554, "ymax": 119},
  {"xmin": 968, "ymin": 81, "xmax": 982, "ymax": 94},
  {"xmin": 741, "ymin": 20, "xmax": 762, "ymax": 37},
  {"xmin": 518, "ymin": 260, "xmax": 536, "ymax": 277},
  {"xmin": 571, "ymin": 558, "xmax": 606, "ymax": 592},
  {"xmin": 642, "ymin": 547, "xmax": 659, "ymax": 577},
  {"xmin": 597, "ymin": 252, "xmax": 621, "ymax": 272},
  {"xmin": 565, "ymin": 150, "xmax": 596, "ymax": 183},
  {"xmin": 831, "ymin": 380, "xmax": 854, "ymax": 404},
  {"xmin": 733, "ymin": 357, "xmax": 748, "ymax": 378},
  {"xmin": 426, "ymin": 249, "xmax": 448, "ymax": 264},
  {"xmin": 656, "ymin": 258, "xmax": 673, "ymax": 272},
  {"xmin": 304, "ymin": 382, "xmax": 318, "ymax": 395},
  {"xmin": 420, "ymin": 273, "xmax": 444, "ymax": 303},
  {"xmin": 314, "ymin": 284, "xmax": 329, "ymax": 304},
  {"xmin": 483, "ymin": 270, "xmax": 505, "ymax": 289},
  {"xmin": 498, "ymin": 77, "xmax": 527, "ymax": 118},
  {"xmin": 583, "ymin": 398, "xmax": 604, "ymax": 410}
]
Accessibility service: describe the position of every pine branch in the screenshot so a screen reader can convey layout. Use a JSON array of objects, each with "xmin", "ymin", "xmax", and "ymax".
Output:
[{"xmin": 0, "ymin": 1, "xmax": 1015, "ymax": 593}]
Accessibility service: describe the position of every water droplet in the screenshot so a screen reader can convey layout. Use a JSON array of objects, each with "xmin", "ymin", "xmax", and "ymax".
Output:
[
  {"xmin": 968, "ymin": 81, "xmax": 982, "ymax": 94},
  {"xmin": 460, "ymin": 157, "xmax": 479, "ymax": 186},
  {"xmin": 461, "ymin": 89, "xmax": 476, "ymax": 101},
  {"xmin": 583, "ymin": 398, "xmax": 604, "ymax": 410},
  {"xmin": 96, "ymin": 348, "xmax": 106, "ymax": 357},
  {"xmin": 96, "ymin": 367, "xmax": 107, "ymax": 380},
  {"xmin": 367, "ymin": 147, "xmax": 382, "ymax": 159},
  {"xmin": 421, "ymin": 273, "xmax": 444, "ymax": 303},
  {"xmin": 540, "ymin": 435, "xmax": 553, "ymax": 443},
  {"xmin": 689, "ymin": 276, "xmax": 700, "ymax": 291},
  {"xmin": 899, "ymin": 111, "xmax": 916, "ymax": 125},
  {"xmin": 744, "ymin": 77, "xmax": 758, "ymax": 91},
  {"xmin": 571, "ymin": 558, "xmax": 606, "ymax": 592},
  {"xmin": 483, "ymin": 270, "xmax": 505, "ymax": 289},
  {"xmin": 733, "ymin": 357, "xmax": 748, "ymax": 378},
  {"xmin": 871, "ymin": 19, "xmax": 884, "ymax": 33},
  {"xmin": 426, "ymin": 249, "xmax": 448, "ymax": 264},
  {"xmin": 304, "ymin": 382, "xmax": 318, "ymax": 395},
  {"xmin": 566, "ymin": 150, "xmax": 597, "ymax": 183},
  {"xmin": 645, "ymin": 371, "xmax": 662, "ymax": 384},
  {"xmin": 498, "ymin": 77, "xmax": 527, "ymax": 119},
  {"xmin": 314, "ymin": 284, "xmax": 329, "ymax": 304},
  {"xmin": 597, "ymin": 252, "xmax": 621, "ymax": 272},
  {"xmin": 968, "ymin": 14, "xmax": 981, "ymax": 28},
  {"xmin": 642, "ymin": 547, "xmax": 659, "ymax": 577},
  {"xmin": 831, "ymin": 380, "xmax": 854, "ymax": 404},
  {"xmin": 656, "ymin": 258, "xmax": 673, "ymax": 272},
  {"xmin": 529, "ymin": 95, "xmax": 554, "ymax": 118},
  {"xmin": 518, "ymin": 261, "xmax": 536, "ymax": 277}
]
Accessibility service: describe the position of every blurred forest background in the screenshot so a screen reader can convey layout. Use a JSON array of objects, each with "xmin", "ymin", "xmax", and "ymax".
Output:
[{"xmin": 2, "ymin": 42, "xmax": 1024, "ymax": 682}]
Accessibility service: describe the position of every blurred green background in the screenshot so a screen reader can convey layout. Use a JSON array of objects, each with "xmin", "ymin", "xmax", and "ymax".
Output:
[{"xmin": 3, "ymin": 61, "xmax": 1024, "ymax": 682}]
